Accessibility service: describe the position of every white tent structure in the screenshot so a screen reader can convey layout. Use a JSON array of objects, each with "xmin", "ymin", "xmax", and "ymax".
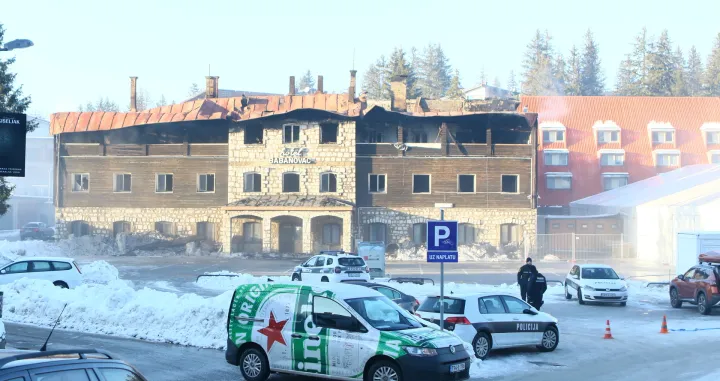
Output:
[{"xmin": 570, "ymin": 165, "xmax": 720, "ymax": 266}]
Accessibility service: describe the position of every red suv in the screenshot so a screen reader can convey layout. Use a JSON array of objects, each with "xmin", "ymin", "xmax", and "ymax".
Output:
[{"xmin": 670, "ymin": 253, "xmax": 720, "ymax": 315}]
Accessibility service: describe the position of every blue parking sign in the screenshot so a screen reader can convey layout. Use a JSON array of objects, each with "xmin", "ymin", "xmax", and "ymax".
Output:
[{"xmin": 427, "ymin": 220, "xmax": 458, "ymax": 252}]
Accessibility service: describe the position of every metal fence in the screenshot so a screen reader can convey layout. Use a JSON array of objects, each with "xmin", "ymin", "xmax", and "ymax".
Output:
[{"xmin": 530, "ymin": 233, "xmax": 625, "ymax": 262}]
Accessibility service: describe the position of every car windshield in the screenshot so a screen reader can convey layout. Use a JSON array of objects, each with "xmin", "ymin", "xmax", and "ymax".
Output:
[
  {"xmin": 345, "ymin": 296, "xmax": 421, "ymax": 331},
  {"xmin": 582, "ymin": 267, "xmax": 619, "ymax": 280},
  {"xmin": 23, "ymin": 223, "xmax": 39, "ymax": 228},
  {"xmin": 338, "ymin": 257, "xmax": 365, "ymax": 266},
  {"xmin": 417, "ymin": 297, "xmax": 466, "ymax": 314}
]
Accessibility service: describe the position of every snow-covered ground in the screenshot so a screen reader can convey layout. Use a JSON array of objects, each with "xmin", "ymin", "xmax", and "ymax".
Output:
[{"xmin": 0, "ymin": 230, "xmax": 19, "ymax": 242}]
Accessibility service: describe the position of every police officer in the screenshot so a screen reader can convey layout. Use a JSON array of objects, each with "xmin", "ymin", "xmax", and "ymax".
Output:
[
  {"xmin": 527, "ymin": 272, "xmax": 548, "ymax": 310},
  {"xmin": 517, "ymin": 257, "xmax": 538, "ymax": 302}
]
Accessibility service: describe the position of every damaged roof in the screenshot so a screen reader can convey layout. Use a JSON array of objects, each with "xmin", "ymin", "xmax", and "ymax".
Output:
[{"xmin": 226, "ymin": 195, "xmax": 355, "ymax": 210}]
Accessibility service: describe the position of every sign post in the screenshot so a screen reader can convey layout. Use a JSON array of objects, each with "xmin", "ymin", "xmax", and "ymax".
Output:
[{"xmin": 427, "ymin": 212, "xmax": 458, "ymax": 331}]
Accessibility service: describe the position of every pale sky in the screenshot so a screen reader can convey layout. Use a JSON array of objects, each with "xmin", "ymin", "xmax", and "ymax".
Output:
[{"xmin": 4, "ymin": 0, "xmax": 720, "ymax": 120}]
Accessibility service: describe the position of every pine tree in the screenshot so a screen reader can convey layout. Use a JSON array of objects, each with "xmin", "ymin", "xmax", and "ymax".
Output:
[
  {"xmin": 492, "ymin": 77, "xmax": 501, "ymax": 88},
  {"xmin": 671, "ymin": 46, "xmax": 688, "ymax": 96},
  {"xmin": 417, "ymin": 44, "xmax": 452, "ymax": 98},
  {"xmin": 446, "ymin": 69, "xmax": 465, "ymax": 99},
  {"xmin": 156, "ymin": 94, "xmax": 168, "ymax": 107},
  {"xmin": 580, "ymin": 29, "xmax": 605, "ymax": 95},
  {"xmin": 565, "ymin": 45, "xmax": 582, "ymax": 95},
  {"xmin": 136, "ymin": 89, "xmax": 152, "ymax": 111},
  {"xmin": 521, "ymin": 29, "xmax": 557, "ymax": 95},
  {"xmin": 362, "ymin": 55, "xmax": 390, "ymax": 100},
  {"xmin": 705, "ymin": 33, "xmax": 720, "ymax": 96},
  {"xmin": 553, "ymin": 54, "xmax": 567, "ymax": 95},
  {"xmin": 409, "ymin": 47, "xmax": 422, "ymax": 99},
  {"xmin": 386, "ymin": 47, "xmax": 420, "ymax": 99},
  {"xmin": 298, "ymin": 70, "xmax": 315, "ymax": 93},
  {"xmin": 616, "ymin": 27, "xmax": 651, "ymax": 96},
  {"xmin": 479, "ymin": 67, "xmax": 487, "ymax": 86},
  {"xmin": 507, "ymin": 70, "xmax": 518, "ymax": 93},
  {"xmin": 686, "ymin": 46, "xmax": 704, "ymax": 96},
  {"xmin": 646, "ymin": 30, "xmax": 675, "ymax": 96},
  {"xmin": 187, "ymin": 83, "xmax": 201, "ymax": 98},
  {"xmin": 0, "ymin": 24, "xmax": 37, "ymax": 217}
]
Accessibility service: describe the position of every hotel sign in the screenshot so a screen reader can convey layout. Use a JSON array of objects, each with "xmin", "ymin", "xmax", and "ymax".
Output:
[{"xmin": 269, "ymin": 148, "xmax": 316, "ymax": 164}]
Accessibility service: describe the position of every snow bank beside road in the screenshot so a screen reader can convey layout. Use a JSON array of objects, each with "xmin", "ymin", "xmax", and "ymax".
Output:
[
  {"xmin": 80, "ymin": 261, "xmax": 120, "ymax": 284},
  {"xmin": 196, "ymin": 271, "xmax": 291, "ymax": 290},
  {"xmin": 0, "ymin": 236, "xmax": 116, "ymax": 264}
]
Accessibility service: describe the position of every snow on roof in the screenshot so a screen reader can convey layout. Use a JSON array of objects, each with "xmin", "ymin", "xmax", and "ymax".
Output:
[
  {"xmin": 571, "ymin": 164, "xmax": 720, "ymax": 208},
  {"xmin": 13, "ymin": 257, "xmax": 74, "ymax": 262},
  {"xmin": 543, "ymin": 148, "xmax": 569, "ymax": 153},
  {"xmin": 647, "ymin": 121, "xmax": 675, "ymax": 131},
  {"xmin": 592, "ymin": 120, "xmax": 621, "ymax": 130},
  {"xmin": 700, "ymin": 122, "xmax": 720, "ymax": 131},
  {"xmin": 653, "ymin": 149, "xmax": 681, "ymax": 155},
  {"xmin": 601, "ymin": 172, "xmax": 629, "ymax": 177},
  {"xmin": 546, "ymin": 172, "xmax": 572, "ymax": 177},
  {"xmin": 598, "ymin": 149, "xmax": 625, "ymax": 155},
  {"xmin": 539, "ymin": 121, "xmax": 566, "ymax": 130}
]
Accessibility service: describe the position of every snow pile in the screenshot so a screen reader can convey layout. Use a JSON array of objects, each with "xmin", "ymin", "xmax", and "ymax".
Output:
[
  {"xmin": 0, "ymin": 236, "xmax": 116, "ymax": 264},
  {"xmin": 0, "ymin": 230, "xmax": 19, "ymax": 241},
  {"xmin": 0, "ymin": 278, "xmax": 232, "ymax": 348},
  {"xmin": 80, "ymin": 261, "xmax": 119, "ymax": 284},
  {"xmin": 196, "ymin": 271, "xmax": 291, "ymax": 290},
  {"xmin": 542, "ymin": 254, "xmax": 563, "ymax": 262}
]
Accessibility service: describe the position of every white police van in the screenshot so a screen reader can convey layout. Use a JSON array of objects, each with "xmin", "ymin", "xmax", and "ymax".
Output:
[
  {"xmin": 415, "ymin": 292, "xmax": 559, "ymax": 360},
  {"xmin": 225, "ymin": 283, "xmax": 471, "ymax": 381},
  {"xmin": 291, "ymin": 251, "xmax": 371, "ymax": 283}
]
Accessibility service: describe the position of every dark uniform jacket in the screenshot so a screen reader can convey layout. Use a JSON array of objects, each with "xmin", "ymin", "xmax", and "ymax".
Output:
[
  {"xmin": 528, "ymin": 273, "xmax": 548, "ymax": 306},
  {"xmin": 517, "ymin": 264, "xmax": 538, "ymax": 284}
]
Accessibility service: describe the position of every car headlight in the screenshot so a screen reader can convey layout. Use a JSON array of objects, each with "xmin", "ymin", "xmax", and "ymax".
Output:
[
  {"xmin": 583, "ymin": 285, "xmax": 595, "ymax": 291},
  {"xmin": 403, "ymin": 346, "xmax": 438, "ymax": 357},
  {"xmin": 619, "ymin": 286, "xmax": 627, "ymax": 292}
]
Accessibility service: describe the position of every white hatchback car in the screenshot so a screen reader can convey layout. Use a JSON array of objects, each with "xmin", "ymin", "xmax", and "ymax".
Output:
[
  {"xmin": 291, "ymin": 252, "xmax": 371, "ymax": 283},
  {"xmin": 415, "ymin": 293, "xmax": 560, "ymax": 360},
  {"xmin": 564, "ymin": 264, "xmax": 628, "ymax": 306},
  {"xmin": 0, "ymin": 257, "xmax": 83, "ymax": 289}
]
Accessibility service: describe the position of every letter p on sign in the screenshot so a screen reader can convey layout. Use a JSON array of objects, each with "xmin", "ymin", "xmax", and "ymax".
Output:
[
  {"xmin": 427, "ymin": 221, "xmax": 458, "ymax": 252},
  {"xmin": 434, "ymin": 226, "xmax": 450, "ymax": 247}
]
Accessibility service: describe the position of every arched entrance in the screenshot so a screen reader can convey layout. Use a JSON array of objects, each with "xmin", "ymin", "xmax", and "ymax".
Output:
[
  {"xmin": 271, "ymin": 216, "xmax": 303, "ymax": 254},
  {"xmin": 311, "ymin": 215, "xmax": 343, "ymax": 252},
  {"xmin": 230, "ymin": 215, "xmax": 263, "ymax": 253}
]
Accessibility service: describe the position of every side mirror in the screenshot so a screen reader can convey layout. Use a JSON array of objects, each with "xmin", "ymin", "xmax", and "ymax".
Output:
[
  {"xmin": 677, "ymin": 275, "xmax": 685, "ymax": 281},
  {"xmin": 522, "ymin": 308, "xmax": 538, "ymax": 315},
  {"xmin": 0, "ymin": 269, "xmax": 6, "ymax": 274}
]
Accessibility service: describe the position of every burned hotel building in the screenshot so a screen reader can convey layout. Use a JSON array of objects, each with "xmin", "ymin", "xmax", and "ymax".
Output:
[{"xmin": 49, "ymin": 73, "xmax": 538, "ymax": 256}]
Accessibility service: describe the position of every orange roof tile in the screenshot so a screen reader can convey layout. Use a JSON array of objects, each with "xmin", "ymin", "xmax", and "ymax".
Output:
[{"xmin": 521, "ymin": 96, "xmax": 720, "ymax": 207}]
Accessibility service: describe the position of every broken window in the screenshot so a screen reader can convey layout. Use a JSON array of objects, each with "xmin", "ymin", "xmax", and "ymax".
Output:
[
  {"xmin": 155, "ymin": 221, "xmax": 175, "ymax": 236},
  {"xmin": 369, "ymin": 174, "xmax": 386, "ymax": 193},
  {"xmin": 412, "ymin": 174, "xmax": 431, "ymax": 194},
  {"xmin": 322, "ymin": 224, "xmax": 341, "ymax": 245},
  {"xmin": 156, "ymin": 174, "xmax": 173, "ymax": 193},
  {"xmin": 283, "ymin": 124, "xmax": 300, "ymax": 143},
  {"xmin": 197, "ymin": 174, "xmax": 215, "ymax": 193},
  {"xmin": 457, "ymin": 174, "xmax": 475, "ymax": 193},
  {"xmin": 244, "ymin": 172, "xmax": 261, "ymax": 192},
  {"xmin": 283, "ymin": 172, "xmax": 300, "ymax": 192},
  {"xmin": 501, "ymin": 175, "xmax": 519, "ymax": 193},
  {"xmin": 410, "ymin": 131, "xmax": 428, "ymax": 143},
  {"xmin": 113, "ymin": 173, "xmax": 131, "ymax": 192},
  {"xmin": 320, "ymin": 123, "xmax": 338, "ymax": 144},
  {"xmin": 320, "ymin": 173, "xmax": 337, "ymax": 193},
  {"xmin": 244, "ymin": 124, "xmax": 264, "ymax": 144},
  {"xmin": 455, "ymin": 127, "xmax": 485, "ymax": 144},
  {"xmin": 72, "ymin": 173, "xmax": 89, "ymax": 192},
  {"xmin": 367, "ymin": 130, "xmax": 383, "ymax": 143}
]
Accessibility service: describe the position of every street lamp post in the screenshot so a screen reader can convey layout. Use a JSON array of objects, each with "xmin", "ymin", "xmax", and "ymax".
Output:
[{"xmin": 1, "ymin": 39, "xmax": 34, "ymax": 52}]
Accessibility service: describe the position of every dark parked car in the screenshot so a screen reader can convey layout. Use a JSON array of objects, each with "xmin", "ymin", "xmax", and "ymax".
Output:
[
  {"xmin": 19, "ymin": 222, "xmax": 54, "ymax": 241},
  {"xmin": 0, "ymin": 348, "xmax": 148, "ymax": 380},
  {"xmin": 350, "ymin": 281, "xmax": 420, "ymax": 313}
]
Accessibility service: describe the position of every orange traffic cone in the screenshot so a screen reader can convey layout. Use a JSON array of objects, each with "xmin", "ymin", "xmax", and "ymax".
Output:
[
  {"xmin": 660, "ymin": 315, "xmax": 669, "ymax": 334},
  {"xmin": 603, "ymin": 320, "xmax": 614, "ymax": 339}
]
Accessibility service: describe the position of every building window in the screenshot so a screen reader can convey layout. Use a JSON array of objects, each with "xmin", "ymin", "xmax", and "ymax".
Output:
[
  {"xmin": 412, "ymin": 223, "xmax": 426, "ymax": 245},
  {"xmin": 113, "ymin": 173, "xmax": 131, "ymax": 193},
  {"xmin": 568, "ymin": 224, "xmax": 575, "ymax": 228},
  {"xmin": 552, "ymin": 223, "xmax": 560, "ymax": 229},
  {"xmin": 542, "ymin": 130, "xmax": 564, "ymax": 143},
  {"xmin": 500, "ymin": 223, "xmax": 522, "ymax": 245},
  {"xmin": 707, "ymin": 132, "xmax": 720, "ymax": 144},
  {"xmin": 155, "ymin": 221, "xmax": 175, "ymax": 236},
  {"xmin": 596, "ymin": 224, "xmax": 604, "ymax": 229},
  {"xmin": 322, "ymin": 223, "xmax": 341, "ymax": 245},
  {"xmin": 597, "ymin": 131, "xmax": 619, "ymax": 143},
  {"xmin": 283, "ymin": 124, "xmax": 300, "ymax": 143},
  {"xmin": 602, "ymin": 174, "xmax": 629, "ymax": 191},
  {"xmin": 458, "ymin": 223, "xmax": 475, "ymax": 245},
  {"xmin": 243, "ymin": 222, "xmax": 262, "ymax": 243},
  {"xmin": 369, "ymin": 174, "xmax": 386, "ymax": 193},
  {"xmin": 197, "ymin": 174, "xmax": 215, "ymax": 193},
  {"xmin": 600, "ymin": 153, "xmax": 624, "ymax": 166},
  {"xmin": 652, "ymin": 131, "xmax": 674, "ymax": 143},
  {"xmin": 581, "ymin": 224, "xmax": 588, "ymax": 229},
  {"xmin": 72, "ymin": 173, "xmax": 89, "ymax": 192},
  {"xmin": 156, "ymin": 174, "xmax": 173, "ymax": 193},
  {"xmin": 546, "ymin": 174, "xmax": 572, "ymax": 190},
  {"xmin": 501, "ymin": 175, "xmax": 519, "ymax": 193},
  {"xmin": 457, "ymin": 174, "xmax": 475, "ymax": 193},
  {"xmin": 713, "ymin": 154, "xmax": 720, "ymax": 164},
  {"xmin": 282, "ymin": 172, "xmax": 300, "ymax": 192},
  {"xmin": 656, "ymin": 153, "xmax": 680, "ymax": 167},
  {"xmin": 544, "ymin": 151, "xmax": 568, "ymax": 165},
  {"xmin": 113, "ymin": 221, "xmax": 131, "ymax": 237},
  {"xmin": 244, "ymin": 124, "xmax": 263, "ymax": 144},
  {"xmin": 320, "ymin": 123, "xmax": 338, "ymax": 144},
  {"xmin": 196, "ymin": 222, "xmax": 215, "ymax": 241},
  {"xmin": 412, "ymin": 174, "xmax": 431, "ymax": 194},
  {"xmin": 367, "ymin": 223, "xmax": 387, "ymax": 242},
  {"xmin": 70, "ymin": 220, "xmax": 90, "ymax": 236},
  {"xmin": 244, "ymin": 172, "xmax": 261, "ymax": 192},
  {"xmin": 410, "ymin": 131, "xmax": 428, "ymax": 143},
  {"xmin": 320, "ymin": 173, "xmax": 337, "ymax": 193}
]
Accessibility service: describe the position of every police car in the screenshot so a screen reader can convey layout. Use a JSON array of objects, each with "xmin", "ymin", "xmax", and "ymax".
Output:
[
  {"xmin": 291, "ymin": 251, "xmax": 371, "ymax": 283},
  {"xmin": 564, "ymin": 264, "xmax": 628, "ymax": 306},
  {"xmin": 415, "ymin": 293, "xmax": 559, "ymax": 360},
  {"xmin": 226, "ymin": 282, "xmax": 471, "ymax": 381}
]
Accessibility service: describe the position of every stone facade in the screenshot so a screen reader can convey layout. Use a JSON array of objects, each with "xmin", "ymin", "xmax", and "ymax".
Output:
[{"xmin": 228, "ymin": 121, "xmax": 356, "ymax": 203}]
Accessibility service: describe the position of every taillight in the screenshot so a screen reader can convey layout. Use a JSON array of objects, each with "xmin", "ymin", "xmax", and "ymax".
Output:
[
  {"xmin": 33, "ymin": 228, "xmax": 39, "ymax": 232},
  {"xmin": 711, "ymin": 286, "xmax": 719, "ymax": 294},
  {"xmin": 445, "ymin": 316, "xmax": 471, "ymax": 325},
  {"xmin": 334, "ymin": 266, "xmax": 341, "ymax": 274},
  {"xmin": 415, "ymin": 299, "xmax": 420, "ymax": 306}
]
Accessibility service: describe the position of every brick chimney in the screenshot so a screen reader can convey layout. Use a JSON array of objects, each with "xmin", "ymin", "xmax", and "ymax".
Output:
[
  {"xmin": 349, "ymin": 70, "xmax": 357, "ymax": 101},
  {"xmin": 205, "ymin": 76, "xmax": 219, "ymax": 98},
  {"xmin": 129, "ymin": 76, "xmax": 138, "ymax": 112},
  {"xmin": 390, "ymin": 75, "xmax": 408, "ymax": 111},
  {"xmin": 289, "ymin": 76, "xmax": 296, "ymax": 95},
  {"xmin": 317, "ymin": 75, "xmax": 324, "ymax": 94}
]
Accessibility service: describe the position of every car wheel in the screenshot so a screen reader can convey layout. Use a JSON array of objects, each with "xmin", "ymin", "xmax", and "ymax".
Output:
[
  {"xmin": 670, "ymin": 288, "xmax": 682, "ymax": 308},
  {"xmin": 366, "ymin": 360, "xmax": 401, "ymax": 381},
  {"xmin": 698, "ymin": 293, "xmax": 711, "ymax": 315},
  {"xmin": 239, "ymin": 347, "xmax": 270, "ymax": 381},
  {"xmin": 472, "ymin": 332, "xmax": 492, "ymax": 360},
  {"xmin": 291, "ymin": 274, "xmax": 301, "ymax": 282},
  {"xmin": 537, "ymin": 326, "xmax": 559, "ymax": 352},
  {"xmin": 321, "ymin": 276, "xmax": 329, "ymax": 282},
  {"xmin": 53, "ymin": 281, "xmax": 69, "ymax": 289},
  {"xmin": 564, "ymin": 285, "xmax": 572, "ymax": 300},
  {"xmin": 578, "ymin": 289, "xmax": 585, "ymax": 305}
]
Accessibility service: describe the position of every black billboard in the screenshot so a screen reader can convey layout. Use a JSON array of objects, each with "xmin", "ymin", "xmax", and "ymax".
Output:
[{"xmin": 0, "ymin": 112, "xmax": 27, "ymax": 177}]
